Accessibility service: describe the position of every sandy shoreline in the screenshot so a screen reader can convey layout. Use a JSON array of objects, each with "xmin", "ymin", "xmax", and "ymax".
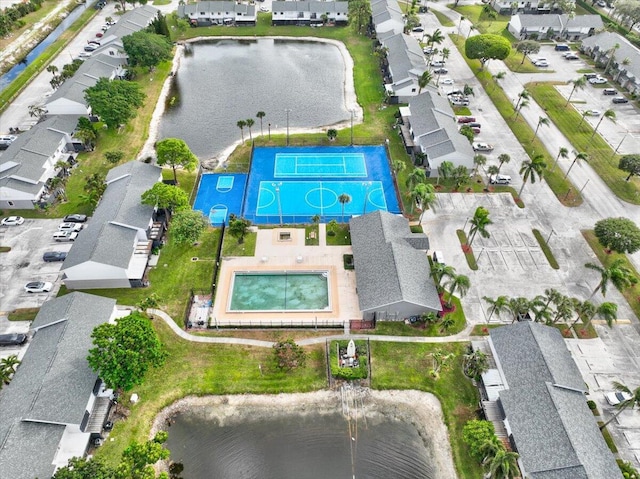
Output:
[
  {"xmin": 151, "ymin": 389, "xmax": 457, "ymax": 479},
  {"xmin": 138, "ymin": 36, "xmax": 363, "ymax": 167}
]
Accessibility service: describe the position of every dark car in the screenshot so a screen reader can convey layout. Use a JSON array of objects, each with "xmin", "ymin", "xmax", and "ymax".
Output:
[
  {"xmin": 63, "ymin": 214, "xmax": 87, "ymax": 223},
  {"xmin": 84, "ymin": 44, "xmax": 98, "ymax": 52},
  {"xmin": 43, "ymin": 251, "xmax": 67, "ymax": 262},
  {"xmin": 457, "ymin": 116, "xmax": 476, "ymax": 124},
  {"xmin": 433, "ymin": 67, "xmax": 448, "ymax": 74},
  {"xmin": 583, "ymin": 73, "xmax": 598, "ymax": 80},
  {"xmin": 612, "ymin": 96, "xmax": 629, "ymax": 104},
  {"xmin": 603, "ymin": 88, "xmax": 617, "ymax": 95},
  {"xmin": 0, "ymin": 333, "xmax": 27, "ymax": 346}
]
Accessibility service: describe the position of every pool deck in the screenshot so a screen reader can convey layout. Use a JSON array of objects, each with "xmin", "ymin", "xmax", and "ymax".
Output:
[{"xmin": 211, "ymin": 224, "xmax": 360, "ymax": 327}]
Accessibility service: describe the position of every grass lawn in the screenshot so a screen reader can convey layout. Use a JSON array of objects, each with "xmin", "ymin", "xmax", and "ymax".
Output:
[
  {"xmin": 326, "ymin": 224, "xmax": 351, "ymax": 245},
  {"xmin": 305, "ymin": 224, "xmax": 320, "ymax": 245},
  {"xmin": 222, "ymin": 231, "xmax": 257, "ymax": 256},
  {"xmin": 7, "ymin": 308, "xmax": 40, "ymax": 321},
  {"xmin": 371, "ymin": 341, "xmax": 482, "ymax": 479},
  {"xmin": 456, "ymin": 229, "xmax": 478, "ymax": 270},
  {"xmin": 582, "ymin": 230, "xmax": 640, "ymax": 321},
  {"xmin": 432, "ymin": 9, "xmax": 455, "ymax": 27},
  {"xmin": 450, "ymin": 34, "xmax": 583, "ymax": 207},
  {"xmin": 60, "ymin": 228, "xmax": 221, "ymax": 322},
  {"xmin": 470, "ymin": 324, "xmax": 504, "ymax": 335},
  {"xmin": 527, "ymin": 82, "xmax": 640, "ymax": 204}
]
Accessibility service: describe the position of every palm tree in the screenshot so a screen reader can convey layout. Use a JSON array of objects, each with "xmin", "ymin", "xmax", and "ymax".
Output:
[
  {"xmin": 531, "ymin": 295, "xmax": 553, "ymax": 324},
  {"xmin": 487, "ymin": 164, "xmax": 499, "ymax": 183},
  {"xmin": 565, "ymin": 76, "xmax": 587, "ymax": 106},
  {"xmin": 55, "ymin": 159, "xmax": 70, "ymax": 177},
  {"xmin": 444, "ymin": 273, "xmax": 470, "ymax": 307},
  {"xmin": 552, "ymin": 147, "xmax": 569, "ymax": 171},
  {"xmin": 491, "ymin": 71, "xmax": 506, "ymax": 92},
  {"xmin": 485, "ymin": 449, "xmax": 520, "ymax": 479},
  {"xmin": 46, "ymin": 64, "xmax": 59, "ymax": 77},
  {"xmin": 583, "ymin": 301, "xmax": 618, "ymax": 330},
  {"xmin": 577, "ymin": 110, "xmax": 590, "ymax": 128},
  {"xmin": 513, "ymin": 89, "xmax": 529, "ymax": 113},
  {"xmin": 440, "ymin": 47, "xmax": 450, "ymax": 64},
  {"xmin": 483, "ymin": 295, "xmax": 510, "ymax": 321},
  {"xmin": 414, "ymin": 183, "xmax": 436, "ymax": 221},
  {"xmin": 237, "ymin": 120, "xmax": 246, "ymax": 142},
  {"xmin": 425, "ymin": 28, "xmax": 444, "ymax": 52},
  {"xmin": 569, "ymin": 299, "xmax": 596, "ymax": 332},
  {"xmin": 603, "ymin": 43, "xmax": 620, "ymax": 75},
  {"xmin": 468, "ymin": 206, "xmax": 492, "ymax": 246},
  {"xmin": 585, "ymin": 259, "xmax": 638, "ymax": 299},
  {"xmin": 600, "ymin": 382, "xmax": 640, "ymax": 430},
  {"xmin": 245, "ymin": 118, "xmax": 255, "ymax": 141},
  {"xmin": 256, "ymin": 111, "xmax": 266, "ymax": 137},
  {"xmin": 552, "ymin": 295, "xmax": 576, "ymax": 324},
  {"xmin": 418, "ymin": 70, "xmax": 433, "ymax": 94},
  {"xmin": 507, "ymin": 297, "xmax": 531, "ymax": 323},
  {"xmin": 463, "ymin": 347, "xmax": 489, "ymax": 380},
  {"xmin": 431, "ymin": 263, "xmax": 456, "ymax": 292},
  {"xmin": 338, "ymin": 193, "xmax": 351, "ymax": 223},
  {"xmin": 391, "ymin": 159, "xmax": 406, "ymax": 176},
  {"xmin": 28, "ymin": 104, "xmax": 47, "ymax": 120},
  {"xmin": 478, "ymin": 439, "xmax": 503, "ymax": 466},
  {"xmin": 518, "ymin": 155, "xmax": 547, "ymax": 197},
  {"xmin": 591, "ymin": 109, "xmax": 616, "ymax": 139},
  {"xmin": 497, "ymin": 153, "xmax": 510, "ymax": 173},
  {"xmin": 513, "ymin": 99, "xmax": 529, "ymax": 120},
  {"xmin": 563, "ymin": 151, "xmax": 588, "ymax": 179},
  {"xmin": 74, "ymin": 128, "xmax": 97, "ymax": 151},
  {"xmin": 405, "ymin": 167, "xmax": 427, "ymax": 189},
  {"xmin": 0, "ymin": 355, "xmax": 20, "ymax": 375},
  {"xmin": 438, "ymin": 161, "xmax": 455, "ymax": 182},
  {"xmin": 473, "ymin": 154, "xmax": 487, "ymax": 177},
  {"xmin": 531, "ymin": 116, "xmax": 550, "ymax": 142}
]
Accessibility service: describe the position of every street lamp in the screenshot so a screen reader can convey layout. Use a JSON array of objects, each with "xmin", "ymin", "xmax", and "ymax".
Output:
[
  {"xmin": 272, "ymin": 182, "xmax": 283, "ymax": 225},
  {"xmin": 268, "ymin": 123, "xmax": 271, "ymax": 141},
  {"xmin": 350, "ymin": 109, "xmax": 355, "ymax": 146},
  {"xmin": 285, "ymin": 109, "xmax": 292, "ymax": 146},
  {"xmin": 362, "ymin": 181, "xmax": 372, "ymax": 215}
]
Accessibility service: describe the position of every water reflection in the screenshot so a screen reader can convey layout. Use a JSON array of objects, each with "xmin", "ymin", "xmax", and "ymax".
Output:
[{"xmin": 159, "ymin": 39, "xmax": 350, "ymax": 160}]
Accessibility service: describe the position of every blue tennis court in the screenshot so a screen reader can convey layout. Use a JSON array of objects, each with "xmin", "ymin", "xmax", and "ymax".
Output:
[
  {"xmin": 193, "ymin": 173, "xmax": 247, "ymax": 226},
  {"xmin": 274, "ymin": 152, "xmax": 367, "ymax": 178}
]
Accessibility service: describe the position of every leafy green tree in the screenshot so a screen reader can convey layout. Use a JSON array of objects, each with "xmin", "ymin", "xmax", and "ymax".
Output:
[
  {"xmin": 122, "ymin": 31, "xmax": 172, "ymax": 70},
  {"xmin": 468, "ymin": 206, "xmax": 492, "ymax": 246},
  {"xmin": 148, "ymin": 11, "xmax": 171, "ymax": 38},
  {"xmin": 428, "ymin": 348, "xmax": 455, "ymax": 379},
  {"xmin": 616, "ymin": 0, "xmax": 640, "ymax": 32},
  {"xmin": 518, "ymin": 155, "xmax": 547, "ymax": 197},
  {"xmin": 459, "ymin": 125, "xmax": 475, "ymax": 143},
  {"xmin": 465, "ymin": 34, "xmax": 511, "ymax": 69},
  {"xmin": 585, "ymin": 258, "xmax": 638, "ymax": 298},
  {"xmin": 391, "ymin": 159, "xmax": 406, "ymax": 176},
  {"xmin": 85, "ymin": 78, "xmax": 145, "ymax": 129},
  {"xmin": 619, "ymin": 154, "xmax": 640, "ymax": 181},
  {"xmin": 155, "ymin": 138, "xmax": 198, "ymax": 184},
  {"xmin": 141, "ymin": 182, "xmax": 189, "ymax": 217},
  {"xmin": 105, "ymin": 150, "xmax": 125, "ymax": 164},
  {"xmin": 170, "ymin": 209, "xmax": 208, "ymax": 245},
  {"xmin": 595, "ymin": 217, "xmax": 640, "ymax": 254},
  {"xmin": 425, "ymin": 28, "xmax": 444, "ymax": 52},
  {"xmin": 75, "ymin": 128, "xmax": 97, "ymax": 151},
  {"xmin": 228, "ymin": 217, "xmax": 252, "ymax": 244},
  {"xmin": 117, "ymin": 432, "xmax": 170, "ymax": 479},
  {"xmin": 512, "ymin": 89, "xmax": 529, "ymax": 115},
  {"xmin": 327, "ymin": 129, "xmax": 338, "ymax": 141},
  {"xmin": 52, "ymin": 457, "xmax": 117, "ymax": 479},
  {"xmin": 516, "ymin": 40, "xmax": 540, "ymax": 64},
  {"xmin": 137, "ymin": 293, "xmax": 161, "ymax": 312},
  {"xmin": 348, "ymin": 0, "xmax": 371, "ymax": 34},
  {"xmin": 463, "ymin": 420, "xmax": 498, "ymax": 462},
  {"xmin": 272, "ymin": 339, "xmax": 306, "ymax": 371},
  {"xmin": 463, "ymin": 346, "xmax": 489, "ymax": 380},
  {"xmin": 87, "ymin": 312, "xmax": 167, "ymax": 391},
  {"xmin": 338, "ymin": 193, "xmax": 351, "ymax": 222}
]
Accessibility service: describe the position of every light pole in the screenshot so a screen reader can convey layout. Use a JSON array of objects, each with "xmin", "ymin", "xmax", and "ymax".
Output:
[
  {"xmin": 285, "ymin": 109, "xmax": 291, "ymax": 146},
  {"xmin": 350, "ymin": 109, "xmax": 355, "ymax": 146},
  {"xmin": 362, "ymin": 181, "xmax": 372, "ymax": 215},
  {"xmin": 272, "ymin": 182, "xmax": 283, "ymax": 225},
  {"xmin": 268, "ymin": 123, "xmax": 271, "ymax": 141},
  {"xmin": 546, "ymin": 228, "xmax": 555, "ymax": 243}
]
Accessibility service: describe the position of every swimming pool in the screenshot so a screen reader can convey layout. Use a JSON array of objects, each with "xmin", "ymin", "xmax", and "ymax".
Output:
[{"xmin": 228, "ymin": 271, "xmax": 330, "ymax": 312}]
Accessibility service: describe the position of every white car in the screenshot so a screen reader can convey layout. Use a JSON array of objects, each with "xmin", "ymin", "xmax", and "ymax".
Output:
[
  {"xmin": 490, "ymin": 174, "xmax": 511, "ymax": 185},
  {"xmin": 534, "ymin": 60, "xmax": 549, "ymax": 67},
  {"xmin": 259, "ymin": 6, "xmax": 269, "ymax": 11},
  {"xmin": 472, "ymin": 142, "xmax": 494, "ymax": 152},
  {"xmin": 24, "ymin": 281, "xmax": 53, "ymax": 293},
  {"xmin": 58, "ymin": 222, "xmax": 83, "ymax": 232},
  {"xmin": 1, "ymin": 216, "xmax": 25, "ymax": 226},
  {"xmin": 584, "ymin": 109, "xmax": 602, "ymax": 116},
  {"xmin": 589, "ymin": 76, "xmax": 607, "ymax": 84},
  {"xmin": 53, "ymin": 231, "xmax": 78, "ymax": 242},
  {"xmin": 440, "ymin": 78, "xmax": 455, "ymax": 85},
  {"xmin": 605, "ymin": 391, "xmax": 632, "ymax": 406}
]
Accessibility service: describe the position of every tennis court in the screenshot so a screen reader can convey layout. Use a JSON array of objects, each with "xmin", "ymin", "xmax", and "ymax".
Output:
[{"xmin": 193, "ymin": 146, "xmax": 400, "ymax": 225}]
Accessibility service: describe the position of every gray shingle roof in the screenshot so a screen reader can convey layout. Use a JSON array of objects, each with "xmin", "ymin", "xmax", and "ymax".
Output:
[
  {"xmin": 582, "ymin": 32, "xmax": 640, "ymax": 83},
  {"xmin": 180, "ymin": 1, "xmax": 256, "ymax": 16},
  {"xmin": 0, "ymin": 293, "xmax": 116, "ymax": 479},
  {"xmin": 513, "ymin": 13, "xmax": 602, "ymax": 30},
  {"xmin": 107, "ymin": 5, "xmax": 159, "ymax": 39},
  {"xmin": 491, "ymin": 323, "xmax": 623, "ymax": 479},
  {"xmin": 381, "ymin": 33, "xmax": 427, "ymax": 84},
  {"xmin": 62, "ymin": 161, "xmax": 161, "ymax": 270},
  {"xmin": 349, "ymin": 210, "xmax": 441, "ymax": 313}
]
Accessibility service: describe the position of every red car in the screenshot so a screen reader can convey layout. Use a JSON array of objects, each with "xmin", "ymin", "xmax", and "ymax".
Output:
[
  {"xmin": 457, "ymin": 116, "xmax": 476, "ymax": 124},
  {"xmin": 96, "ymin": 32, "xmax": 103, "ymax": 37}
]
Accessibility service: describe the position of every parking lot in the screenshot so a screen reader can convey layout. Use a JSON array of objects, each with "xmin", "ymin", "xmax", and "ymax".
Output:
[{"xmin": 0, "ymin": 219, "xmax": 71, "ymax": 315}]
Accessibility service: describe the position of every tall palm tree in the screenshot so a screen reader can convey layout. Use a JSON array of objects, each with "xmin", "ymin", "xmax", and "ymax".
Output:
[
  {"xmin": 431, "ymin": 263, "xmax": 456, "ymax": 292},
  {"xmin": 473, "ymin": 154, "xmax": 487, "ymax": 177},
  {"xmin": 405, "ymin": 167, "xmax": 427, "ymax": 189},
  {"xmin": 518, "ymin": 155, "xmax": 547, "ymax": 197},
  {"xmin": 585, "ymin": 259, "xmax": 638, "ymax": 298},
  {"xmin": 552, "ymin": 295, "xmax": 576, "ymax": 324},
  {"xmin": 565, "ymin": 76, "xmax": 587, "ymax": 106},
  {"xmin": 463, "ymin": 347, "xmax": 489, "ymax": 380},
  {"xmin": 338, "ymin": 193, "xmax": 351, "ymax": 223},
  {"xmin": 491, "ymin": 71, "xmax": 506, "ymax": 92},
  {"xmin": 600, "ymin": 381, "xmax": 640, "ymax": 430},
  {"xmin": 245, "ymin": 118, "xmax": 255, "ymax": 141},
  {"xmin": 425, "ymin": 28, "xmax": 444, "ymax": 52},
  {"xmin": 478, "ymin": 439, "xmax": 503, "ymax": 466},
  {"xmin": 570, "ymin": 300, "xmax": 596, "ymax": 332},
  {"xmin": 256, "ymin": 111, "xmax": 266, "ymax": 137},
  {"xmin": 418, "ymin": 70, "xmax": 433, "ymax": 94},
  {"xmin": 591, "ymin": 109, "xmax": 616, "ymax": 139},
  {"xmin": 438, "ymin": 161, "xmax": 455, "ymax": 182},
  {"xmin": 583, "ymin": 301, "xmax": 618, "ymax": 330},
  {"xmin": 603, "ymin": 43, "xmax": 620, "ymax": 75},
  {"xmin": 440, "ymin": 47, "xmax": 450, "ymax": 64},
  {"xmin": 0, "ymin": 355, "xmax": 20, "ymax": 375},
  {"xmin": 445, "ymin": 273, "xmax": 470, "ymax": 307},
  {"xmin": 468, "ymin": 206, "xmax": 492, "ymax": 246},
  {"xmin": 513, "ymin": 89, "xmax": 529, "ymax": 114},
  {"xmin": 497, "ymin": 153, "xmax": 510, "ymax": 173},
  {"xmin": 513, "ymin": 99, "xmax": 529, "ymax": 120},
  {"xmin": 552, "ymin": 147, "xmax": 569, "ymax": 171},
  {"xmin": 415, "ymin": 183, "xmax": 436, "ymax": 222},
  {"xmin": 391, "ymin": 159, "xmax": 406, "ymax": 176},
  {"xmin": 487, "ymin": 164, "xmax": 500, "ymax": 183},
  {"xmin": 531, "ymin": 116, "xmax": 550, "ymax": 142},
  {"xmin": 236, "ymin": 120, "xmax": 246, "ymax": 142},
  {"xmin": 485, "ymin": 449, "xmax": 520, "ymax": 479},
  {"xmin": 563, "ymin": 151, "xmax": 588, "ymax": 179},
  {"xmin": 483, "ymin": 295, "xmax": 510, "ymax": 321},
  {"xmin": 507, "ymin": 297, "xmax": 531, "ymax": 323}
]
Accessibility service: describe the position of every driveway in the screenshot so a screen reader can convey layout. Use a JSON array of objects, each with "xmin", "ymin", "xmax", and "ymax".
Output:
[{"xmin": 0, "ymin": 219, "xmax": 70, "ymax": 314}]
